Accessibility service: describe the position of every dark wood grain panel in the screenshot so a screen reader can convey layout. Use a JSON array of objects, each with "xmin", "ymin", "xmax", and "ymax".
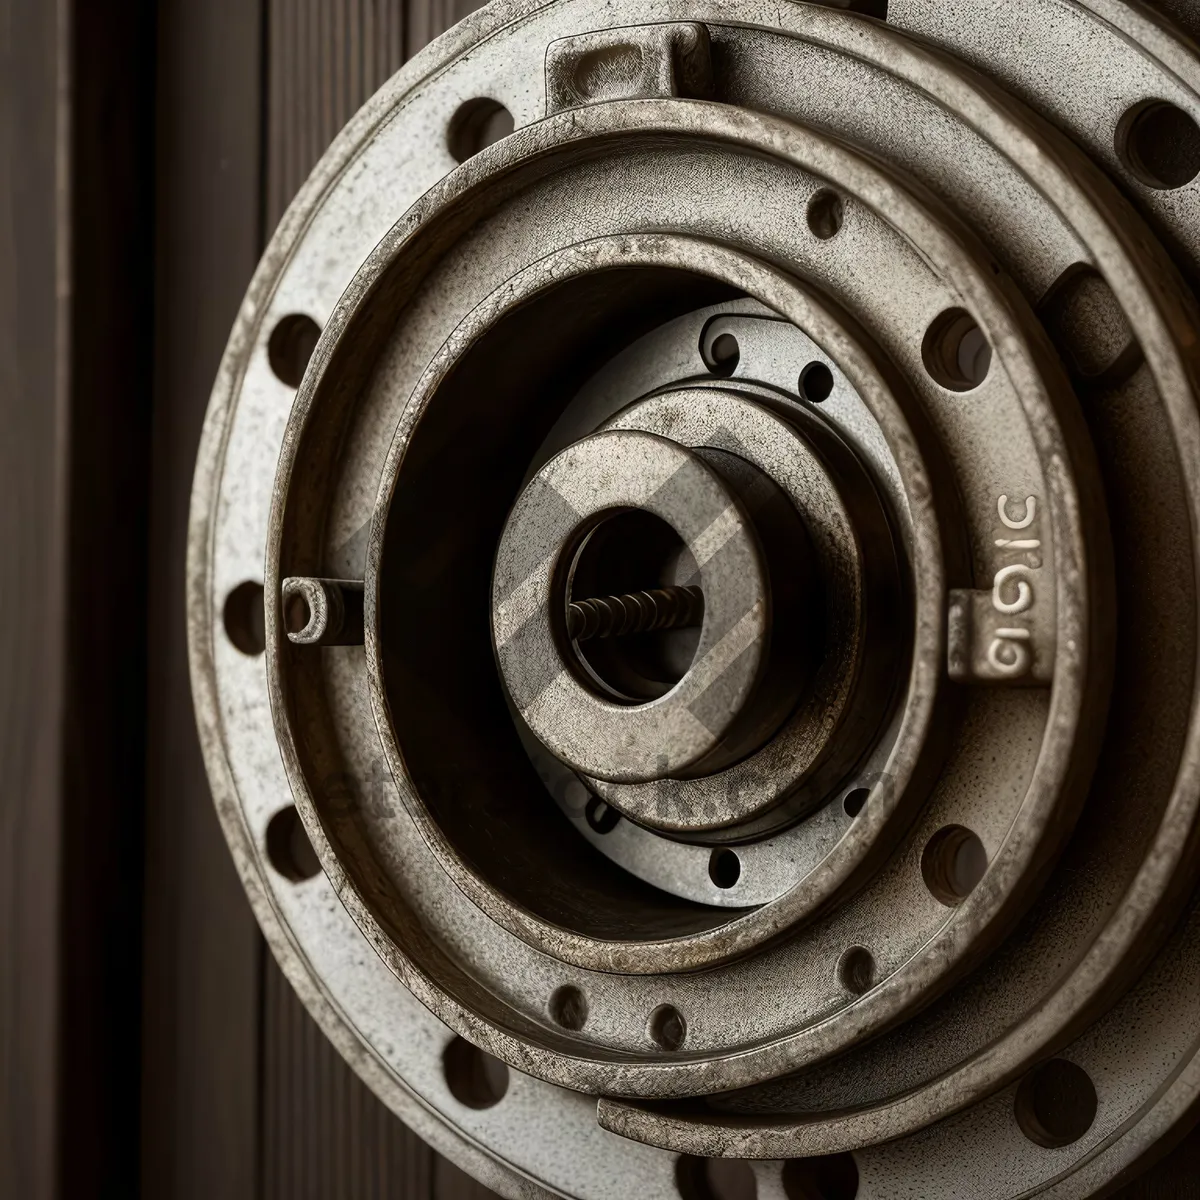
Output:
[
  {"xmin": 262, "ymin": 957, "xmax": 437, "ymax": 1200},
  {"xmin": 139, "ymin": 3, "xmax": 265, "ymax": 1199},
  {"xmin": 265, "ymin": 0, "xmax": 406, "ymax": 234},
  {"xmin": 0, "ymin": 2, "xmax": 66, "ymax": 1199}
]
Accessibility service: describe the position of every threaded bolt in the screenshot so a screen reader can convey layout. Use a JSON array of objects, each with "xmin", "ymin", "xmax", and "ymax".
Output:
[{"xmin": 567, "ymin": 585, "xmax": 704, "ymax": 643}]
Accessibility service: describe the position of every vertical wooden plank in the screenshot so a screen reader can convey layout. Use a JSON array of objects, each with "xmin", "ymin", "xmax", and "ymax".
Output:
[
  {"xmin": 0, "ymin": 2, "xmax": 67, "ymax": 1199},
  {"xmin": 261, "ymin": 956, "xmax": 437, "ymax": 1200},
  {"xmin": 56, "ymin": 0, "xmax": 158, "ymax": 1194},
  {"xmin": 140, "ymin": 3, "xmax": 265, "ymax": 1199}
]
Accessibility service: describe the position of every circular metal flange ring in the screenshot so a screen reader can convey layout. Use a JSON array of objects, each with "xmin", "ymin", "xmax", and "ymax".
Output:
[
  {"xmin": 584, "ymin": 385, "xmax": 902, "ymax": 839},
  {"xmin": 362, "ymin": 230, "xmax": 937, "ymax": 979},
  {"xmin": 264, "ymin": 95, "xmax": 1100, "ymax": 1094},
  {"xmin": 493, "ymin": 429, "xmax": 775, "ymax": 785},
  {"xmin": 184, "ymin": 0, "xmax": 1200, "ymax": 1190}
]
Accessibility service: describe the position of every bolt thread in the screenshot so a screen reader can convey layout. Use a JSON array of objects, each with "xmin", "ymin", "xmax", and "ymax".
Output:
[{"xmin": 567, "ymin": 585, "xmax": 704, "ymax": 642}]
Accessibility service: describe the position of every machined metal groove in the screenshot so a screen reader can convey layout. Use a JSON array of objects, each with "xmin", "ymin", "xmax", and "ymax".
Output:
[{"xmin": 188, "ymin": 2, "xmax": 1200, "ymax": 1196}]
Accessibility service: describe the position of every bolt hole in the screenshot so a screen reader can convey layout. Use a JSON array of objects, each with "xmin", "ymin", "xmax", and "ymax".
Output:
[
  {"xmin": 284, "ymin": 591, "xmax": 312, "ymax": 636},
  {"xmin": 781, "ymin": 1153, "xmax": 859, "ymax": 1200},
  {"xmin": 1014, "ymin": 1059, "xmax": 1098, "ymax": 1148},
  {"xmin": 267, "ymin": 313, "xmax": 321, "ymax": 388},
  {"xmin": 442, "ymin": 1037, "xmax": 510, "ymax": 1109},
  {"xmin": 807, "ymin": 189, "xmax": 844, "ymax": 240},
  {"xmin": 799, "ymin": 361, "xmax": 834, "ymax": 403},
  {"xmin": 265, "ymin": 806, "xmax": 322, "ymax": 882},
  {"xmin": 708, "ymin": 848, "xmax": 741, "ymax": 889},
  {"xmin": 704, "ymin": 331, "xmax": 740, "ymax": 377},
  {"xmin": 649, "ymin": 1004, "xmax": 687, "ymax": 1051},
  {"xmin": 549, "ymin": 985, "xmax": 588, "ymax": 1031},
  {"xmin": 447, "ymin": 97, "xmax": 514, "ymax": 163},
  {"xmin": 675, "ymin": 1155, "xmax": 758, "ymax": 1200},
  {"xmin": 837, "ymin": 946, "xmax": 876, "ymax": 996},
  {"xmin": 223, "ymin": 581, "xmax": 266, "ymax": 656},
  {"xmin": 585, "ymin": 796, "xmax": 621, "ymax": 834},
  {"xmin": 1117, "ymin": 99, "xmax": 1200, "ymax": 190},
  {"xmin": 842, "ymin": 788, "xmax": 869, "ymax": 818},
  {"xmin": 921, "ymin": 824, "xmax": 988, "ymax": 906},
  {"xmin": 921, "ymin": 308, "xmax": 992, "ymax": 392}
]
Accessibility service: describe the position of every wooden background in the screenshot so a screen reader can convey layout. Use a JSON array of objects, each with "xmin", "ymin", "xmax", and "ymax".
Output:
[{"xmin": 1, "ymin": 1, "xmax": 1197, "ymax": 1197}]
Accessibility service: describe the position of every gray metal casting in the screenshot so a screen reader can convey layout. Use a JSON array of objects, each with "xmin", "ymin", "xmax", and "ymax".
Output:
[{"xmin": 187, "ymin": 2, "xmax": 1200, "ymax": 1196}]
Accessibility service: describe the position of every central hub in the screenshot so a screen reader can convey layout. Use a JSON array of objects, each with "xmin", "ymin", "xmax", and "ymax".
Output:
[{"xmin": 493, "ymin": 426, "xmax": 814, "ymax": 796}]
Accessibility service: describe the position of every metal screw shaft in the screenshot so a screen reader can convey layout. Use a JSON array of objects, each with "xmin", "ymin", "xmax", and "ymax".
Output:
[{"xmin": 567, "ymin": 585, "xmax": 704, "ymax": 643}]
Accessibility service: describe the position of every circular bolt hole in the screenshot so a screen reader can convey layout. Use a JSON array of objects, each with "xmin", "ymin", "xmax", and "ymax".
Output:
[
  {"xmin": 265, "ymin": 806, "xmax": 322, "ymax": 882},
  {"xmin": 548, "ymin": 985, "xmax": 588, "ymax": 1032},
  {"xmin": 648, "ymin": 1004, "xmax": 687, "ymax": 1051},
  {"xmin": 807, "ymin": 189, "xmax": 844, "ymax": 240},
  {"xmin": 799, "ymin": 361, "xmax": 834, "ymax": 403},
  {"xmin": 267, "ymin": 313, "xmax": 321, "ymax": 388},
  {"xmin": 837, "ymin": 946, "xmax": 876, "ymax": 996},
  {"xmin": 1014, "ymin": 1059, "xmax": 1098, "ymax": 1148},
  {"xmin": 921, "ymin": 308, "xmax": 992, "ymax": 392},
  {"xmin": 447, "ymin": 97, "xmax": 514, "ymax": 163},
  {"xmin": 676, "ymin": 1155, "xmax": 758, "ymax": 1200},
  {"xmin": 585, "ymin": 796, "xmax": 621, "ymax": 834},
  {"xmin": 708, "ymin": 848, "xmax": 741, "ymax": 889},
  {"xmin": 782, "ymin": 1153, "xmax": 859, "ymax": 1200},
  {"xmin": 223, "ymin": 581, "xmax": 266, "ymax": 656},
  {"xmin": 843, "ymin": 787, "xmax": 869, "ymax": 818},
  {"xmin": 1118, "ymin": 99, "xmax": 1200, "ymax": 190},
  {"xmin": 442, "ymin": 1036, "xmax": 509, "ymax": 1109},
  {"xmin": 284, "ymin": 591, "xmax": 312, "ymax": 636},
  {"xmin": 704, "ymin": 331, "xmax": 741, "ymax": 377},
  {"xmin": 921, "ymin": 824, "xmax": 988, "ymax": 906}
]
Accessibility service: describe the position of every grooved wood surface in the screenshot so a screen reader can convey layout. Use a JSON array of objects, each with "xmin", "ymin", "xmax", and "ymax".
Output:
[
  {"xmin": 0, "ymin": 4, "xmax": 65, "ymax": 1200},
  {"xmin": 141, "ymin": 2, "xmax": 265, "ymax": 1199},
  {"xmin": 266, "ymin": 0, "xmax": 406, "ymax": 232},
  {"xmin": 262, "ymin": 958, "xmax": 434, "ymax": 1200}
]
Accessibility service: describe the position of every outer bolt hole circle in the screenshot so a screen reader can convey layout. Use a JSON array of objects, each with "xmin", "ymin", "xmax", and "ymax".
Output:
[
  {"xmin": 676, "ymin": 1155, "xmax": 758, "ymax": 1200},
  {"xmin": 781, "ymin": 1153, "xmax": 860, "ymax": 1199},
  {"xmin": 922, "ymin": 307, "xmax": 992, "ymax": 391},
  {"xmin": 807, "ymin": 189, "xmax": 845, "ymax": 240},
  {"xmin": 443, "ymin": 1037, "xmax": 510, "ymax": 1109},
  {"xmin": 1118, "ymin": 99, "xmax": 1200, "ymax": 189},
  {"xmin": 702, "ymin": 327, "xmax": 741, "ymax": 376},
  {"xmin": 799, "ymin": 361, "xmax": 834, "ymax": 403},
  {"xmin": 447, "ymin": 97, "xmax": 515, "ymax": 163},
  {"xmin": 649, "ymin": 1004, "xmax": 687, "ymax": 1051},
  {"xmin": 224, "ymin": 581, "xmax": 266, "ymax": 656},
  {"xmin": 1014, "ymin": 1059, "xmax": 1098, "ymax": 1148},
  {"xmin": 549, "ymin": 985, "xmax": 588, "ymax": 1031},
  {"xmin": 708, "ymin": 848, "xmax": 742, "ymax": 889},
  {"xmin": 837, "ymin": 946, "xmax": 876, "ymax": 996},
  {"xmin": 265, "ymin": 806, "xmax": 322, "ymax": 882},
  {"xmin": 922, "ymin": 825, "xmax": 988, "ymax": 905},
  {"xmin": 267, "ymin": 313, "xmax": 321, "ymax": 388}
]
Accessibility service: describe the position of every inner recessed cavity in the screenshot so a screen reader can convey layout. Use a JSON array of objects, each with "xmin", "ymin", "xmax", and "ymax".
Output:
[{"xmin": 565, "ymin": 509, "xmax": 702, "ymax": 702}]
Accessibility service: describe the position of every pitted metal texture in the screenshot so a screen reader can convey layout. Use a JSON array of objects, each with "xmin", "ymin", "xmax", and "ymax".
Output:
[{"xmin": 188, "ymin": 2, "xmax": 1200, "ymax": 1197}]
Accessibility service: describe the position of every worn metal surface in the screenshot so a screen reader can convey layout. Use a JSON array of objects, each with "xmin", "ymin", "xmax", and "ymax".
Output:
[{"xmin": 188, "ymin": 0, "xmax": 1200, "ymax": 1196}]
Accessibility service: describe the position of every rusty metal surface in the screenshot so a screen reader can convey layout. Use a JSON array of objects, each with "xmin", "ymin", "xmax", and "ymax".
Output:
[{"xmin": 188, "ymin": 1, "xmax": 1200, "ymax": 1196}]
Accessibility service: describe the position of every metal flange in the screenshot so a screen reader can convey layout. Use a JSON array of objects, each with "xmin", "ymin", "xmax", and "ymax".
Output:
[{"xmin": 188, "ymin": 2, "xmax": 1200, "ymax": 1197}]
